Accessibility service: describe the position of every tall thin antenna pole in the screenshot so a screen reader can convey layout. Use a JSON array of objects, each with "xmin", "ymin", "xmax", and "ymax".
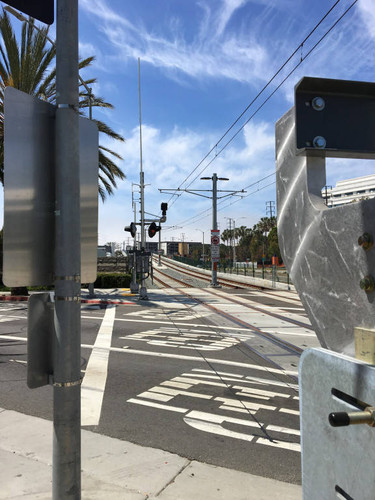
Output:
[
  {"xmin": 138, "ymin": 58, "xmax": 148, "ymax": 299},
  {"xmin": 138, "ymin": 58, "xmax": 144, "ymax": 246}
]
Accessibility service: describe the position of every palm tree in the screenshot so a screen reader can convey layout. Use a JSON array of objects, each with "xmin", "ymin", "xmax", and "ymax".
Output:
[{"xmin": 0, "ymin": 9, "xmax": 125, "ymax": 200}]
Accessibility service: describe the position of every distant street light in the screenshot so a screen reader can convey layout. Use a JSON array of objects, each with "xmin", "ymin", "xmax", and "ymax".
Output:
[{"xmin": 195, "ymin": 229, "xmax": 205, "ymax": 264}]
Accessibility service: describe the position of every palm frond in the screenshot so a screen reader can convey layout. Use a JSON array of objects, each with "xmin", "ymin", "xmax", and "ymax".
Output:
[{"xmin": 0, "ymin": 10, "xmax": 126, "ymax": 201}]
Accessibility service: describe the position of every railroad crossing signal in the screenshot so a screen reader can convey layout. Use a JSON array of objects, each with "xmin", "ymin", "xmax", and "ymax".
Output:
[
  {"xmin": 124, "ymin": 222, "xmax": 137, "ymax": 238},
  {"xmin": 3, "ymin": 0, "xmax": 54, "ymax": 25},
  {"xmin": 148, "ymin": 222, "xmax": 161, "ymax": 238}
]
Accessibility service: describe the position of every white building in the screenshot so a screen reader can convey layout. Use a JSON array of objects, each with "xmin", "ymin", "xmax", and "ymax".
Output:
[{"xmin": 323, "ymin": 174, "xmax": 375, "ymax": 207}]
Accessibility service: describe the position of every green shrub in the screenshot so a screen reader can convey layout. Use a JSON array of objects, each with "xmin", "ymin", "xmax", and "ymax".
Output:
[{"xmin": 88, "ymin": 273, "xmax": 132, "ymax": 289}]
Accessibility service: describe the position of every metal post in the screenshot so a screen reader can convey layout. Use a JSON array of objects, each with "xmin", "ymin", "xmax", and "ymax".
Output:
[
  {"xmin": 202, "ymin": 231, "xmax": 205, "ymax": 264},
  {"xmin": 54, "ymin": 1, "xmax": 81, "ymax": 498},
  {"xmin": 158, "ymin": 227, "xmax": 162, "ymax": 266},
  {"xmin": 211, "ymin": 173, "xmax": 218, "ymax": 287},
  {"xmin": 130, "ymin": 202, "xmax": 139, "ymax": 293},
  {"xmin": 228, "ymin": 217, "xmax": 232, "ymax": 270},
  {"xmin": 233, "ymin": 219, "xmax": 236, "ymax": 266},
  {"xmin": 138, "ymin": 58, "xmax": 147, "ymax": 300}
]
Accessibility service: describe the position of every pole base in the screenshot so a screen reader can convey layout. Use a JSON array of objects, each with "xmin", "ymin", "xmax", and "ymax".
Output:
[
  {"xmin": 139, "ymin": 286, "xmax": 148, "ymax": 300},
  {"xmin": 210, "ymin": 283, "xmax": 222, "ymax": 288},
  {"xmin": 130, "ymin": 282, "xmax": 139, "ymax": 293}
]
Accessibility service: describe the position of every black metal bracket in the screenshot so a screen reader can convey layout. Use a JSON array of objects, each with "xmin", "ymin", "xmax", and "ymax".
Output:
[{"xmin": 295, "ymin": 76, "xmax": 375, "ymax": 159}]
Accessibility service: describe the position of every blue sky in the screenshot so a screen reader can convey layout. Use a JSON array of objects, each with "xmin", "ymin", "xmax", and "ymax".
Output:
[{"xmin": 4, "ymin": 0, "xmax": 375, "ymax": 247}]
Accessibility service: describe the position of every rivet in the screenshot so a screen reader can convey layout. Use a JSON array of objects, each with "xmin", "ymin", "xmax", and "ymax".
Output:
[
  {"xmin": 360, "ymin": 275, "xmax": 375, "ymax": 293},
  {"xmin": 312, "ymin": 97, "xmax": 325, "ymax": 111},
  {"xmin": 313, "ymin": 136, "xmax": 326, "ymax": 149},
  {"xmin": 358, "ymin": 233, "xmax": 373, "ymax": 251}
]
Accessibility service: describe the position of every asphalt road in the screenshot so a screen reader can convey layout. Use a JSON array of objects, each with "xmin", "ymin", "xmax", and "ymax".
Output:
[{"xmin": 0, "ymin": 288, "xmax": 306, "ymax": 485}]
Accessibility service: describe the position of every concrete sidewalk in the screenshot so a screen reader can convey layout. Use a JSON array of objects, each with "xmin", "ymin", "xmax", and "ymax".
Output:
[{"xmin": 0, "ymin": 408, "xmax": 302, "ymax": 500}]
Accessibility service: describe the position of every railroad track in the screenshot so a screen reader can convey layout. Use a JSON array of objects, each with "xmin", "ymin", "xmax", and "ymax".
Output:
[
  {"xmin": 151, "ymin": 257, "xmax": 315, "ymax": 361},
  {"xmin": 153, "ymin": 255, "xmax": 301, "ymax": 303}
]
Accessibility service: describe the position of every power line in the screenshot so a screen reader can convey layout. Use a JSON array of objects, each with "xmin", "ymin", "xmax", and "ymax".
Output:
[
  {"xmin": 166, "ymin": 0, "xmax": 346, "ymax": 203},
  {"xmin": 184, "ymin": 0, "xmax": 358, "ymax": 188},
  {"xmin": 165, "ymin": 0, "xmax": 358, "ymax": 230},
  {"xmin": 166, "ymin": 179, "xmax": 276, "ymax": 231}
]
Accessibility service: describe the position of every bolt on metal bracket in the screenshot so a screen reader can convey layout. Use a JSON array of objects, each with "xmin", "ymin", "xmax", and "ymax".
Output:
[{"xmin": 276, "ymin": 77, "xmax": 375, "ymax": 356}]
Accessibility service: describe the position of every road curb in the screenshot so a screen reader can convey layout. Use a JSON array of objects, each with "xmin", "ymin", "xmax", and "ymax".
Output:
[
  {"xmin": 0, "ymin": 295, "xmax": 29, "ymax": 301},
  {"xmin": 0, "ymin": 295, "xmax": 137, "ymax": 305},
  {"xmin": 81, "ymin": 298, "xmax": 137, "ymax": 305}
]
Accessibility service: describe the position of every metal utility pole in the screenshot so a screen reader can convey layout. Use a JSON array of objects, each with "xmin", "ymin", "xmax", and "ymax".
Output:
[
  {"xmin": 196, "ymin": 229, "xmax": 205, "ymax": 264},
  {"xmin": 160, "ymin": 174, "xmax": 244, "ymax": 287},
  {"xmin": 158, "ymin": 228, "xmax": 162, "ymax": 266},
  {"xmin": 138, "ymin": 58, "xmax": 148, "ymax": 300},
  {"xmin": 225, "ymin": 217, "xmax": 233, "ymax": 267},
  {"xmin": 266, "ymin": 200, "xmax": 275, "ymax": 218},
  {"xmin": 130, "ymin": 201, "xmax": 139, "ymax": 293},
  {"xmin": 233, "ymin": 218, "xmax": 236, "ymax": 266},
  {"xmin": 202, "ymin": 174, "xmax": 227, "ymax": 287},
  {"xmin": 54, "ymin": 1, "xmax": 81, "ymax": 498}
]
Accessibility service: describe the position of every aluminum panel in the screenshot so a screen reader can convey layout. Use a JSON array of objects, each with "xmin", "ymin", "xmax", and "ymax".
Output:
[
  {"xmin": 300, "ymin": 348, "xmax": 375, "ymax": 499},
  {"xmin": 4, "ymin": 87, "xmax": 55, "ymax": 286},
  {"xmin": 80, "ymin": 117, "xmax": 98, "ymax": 283},
  {"xmin": 27, "ymin": 292, "xmax": 54, "ymax": 389},
  {"xmin": 276, "ymin": 106, "xmax": 375, "ymax": 356},
  {"xmin": 3, "ymin": 87, "xmax": 98, "ymax": 286}
]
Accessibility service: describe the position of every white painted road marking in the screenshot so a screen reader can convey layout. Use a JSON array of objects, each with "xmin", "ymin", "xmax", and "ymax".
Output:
[
  {"xmin": 127, "ymin": 369, "xmax": 300, "ymax": 452},
  {"xmin": 81, "ymin": 305, "xmax": 116, "ymax": 426},
  {"xmin": 121, "ymin": 326, "xmax": 242, "ymax": 351}
]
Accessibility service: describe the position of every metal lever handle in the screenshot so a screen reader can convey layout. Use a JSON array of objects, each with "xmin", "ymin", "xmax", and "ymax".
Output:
[{"xmin": 329, "ymin": 407, "xmax": 375, "ymax": 427}]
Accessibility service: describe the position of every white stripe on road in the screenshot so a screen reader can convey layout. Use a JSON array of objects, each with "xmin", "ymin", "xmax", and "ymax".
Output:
[
  {"xmin": 1, "ymin": 334, "xmax": 298, "ymax": 376},
  {"xmin": 280, "ymin": 408, "xmax": 300, "ymax": 416},
  {"xmin": 127, "ymin": 398, "xmax": 188, "ymax": 413},
  {"xmin": 183, "ymin": 410, "xmax": 300, "ymax": 450},
  {"xmin": 82, "ymin": 315, "xmax": 251, "ymax": 331},
  {"xmin": 81, "ymin": 306, "xmax": 116, "ymax": 426}
]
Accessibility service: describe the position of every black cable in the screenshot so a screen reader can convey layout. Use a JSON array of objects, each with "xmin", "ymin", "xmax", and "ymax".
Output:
[
  {"xmin": 186, "ymin": 0, "xmax": 358, "ymax": 186},
  {"xmin": 165, "ymin": 178, "xmax": 276, "ymax": 232},
  {"xmin": 166, "ymin": 0, "xmax": 345, "ymax": 201}
]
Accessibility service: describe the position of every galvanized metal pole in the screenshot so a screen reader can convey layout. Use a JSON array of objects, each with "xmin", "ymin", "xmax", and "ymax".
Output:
[
  {"xmin": 211, "ymin": 173, "xmax": 218, "ymax": 286},
  {"xmin": 138, "ymin": 58, "xmax": 148, "ymax": 299},
  {"xmin": 53, "ymin": 1, "xmax": 81, "ymax": 499},
  {"xmin": 233, "ymin": 218, "xmax": 236, "ymax": 266},
  {"xmin": 202, "ymin": 231, "xmax": 205, "ymax": 265},
  {"xmin": 130, "ymin": 202, "xmax": 139, "ymax": 293},
  {"xmin": 158, "ymin": 227, "xmax": 162, "ymax": 266}
]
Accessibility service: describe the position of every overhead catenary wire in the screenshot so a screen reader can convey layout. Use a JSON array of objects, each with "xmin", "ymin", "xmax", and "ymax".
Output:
[
  {"xmin": 183, "ymin": 0, "xmax": 358, "ymax": 190},
  {"xmin": 166, "ymin": 0, "xmax": 358, "ymax": 222},
  {"xmin": 166, "ymin": 0, "xmax": 345, "ymax": 205},
  {"xmin": 165, "ymin": 178, "xmax": 276, "ymax": 231}
]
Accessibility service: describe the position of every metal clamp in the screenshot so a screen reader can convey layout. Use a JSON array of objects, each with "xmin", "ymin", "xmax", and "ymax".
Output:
[
  {"xmin": 54, "ymin": 275, "xmax": 81, "ymax": 283},
  {"xmin": 50, "ymin": 376, "xmax": 83, "ymax": 388},
  {"xmin": 55, "ymin": 296, "xmax": 81, "ymax": 302},
  {"xmin": 57, "ymin": 103, "xmax": 77, "ymax": 110}
]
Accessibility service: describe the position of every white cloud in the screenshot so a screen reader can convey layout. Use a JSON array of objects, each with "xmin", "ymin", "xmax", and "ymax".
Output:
[
  {"xmin": 358, "ymin": 0, "xmax": 375, "ymax": 39},
  {"xmin": 80, "ymin": 0, "xmax": 271, "ymax": 85},
  {"xmin": 96, "ymin": 117, "xmax": 277, "ymax": 244}
]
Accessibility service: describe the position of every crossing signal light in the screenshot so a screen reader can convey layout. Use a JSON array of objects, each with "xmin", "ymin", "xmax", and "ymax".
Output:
[
  {"xmin": 148, "ymin": 222, "xmax": 161, "ymax": 238},
  {"xmin": 124, "ymin": 222, "xmax": 136, "ymax": 238},
  {"xmin": 160, "ymin": 202, "xmax": 168, "ymax": 222}
]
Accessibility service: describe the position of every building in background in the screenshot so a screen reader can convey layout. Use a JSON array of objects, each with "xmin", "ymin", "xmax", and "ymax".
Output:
[{"xmin": 323, "ymin": 174, "xmax": 375, "ymax": 207}]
